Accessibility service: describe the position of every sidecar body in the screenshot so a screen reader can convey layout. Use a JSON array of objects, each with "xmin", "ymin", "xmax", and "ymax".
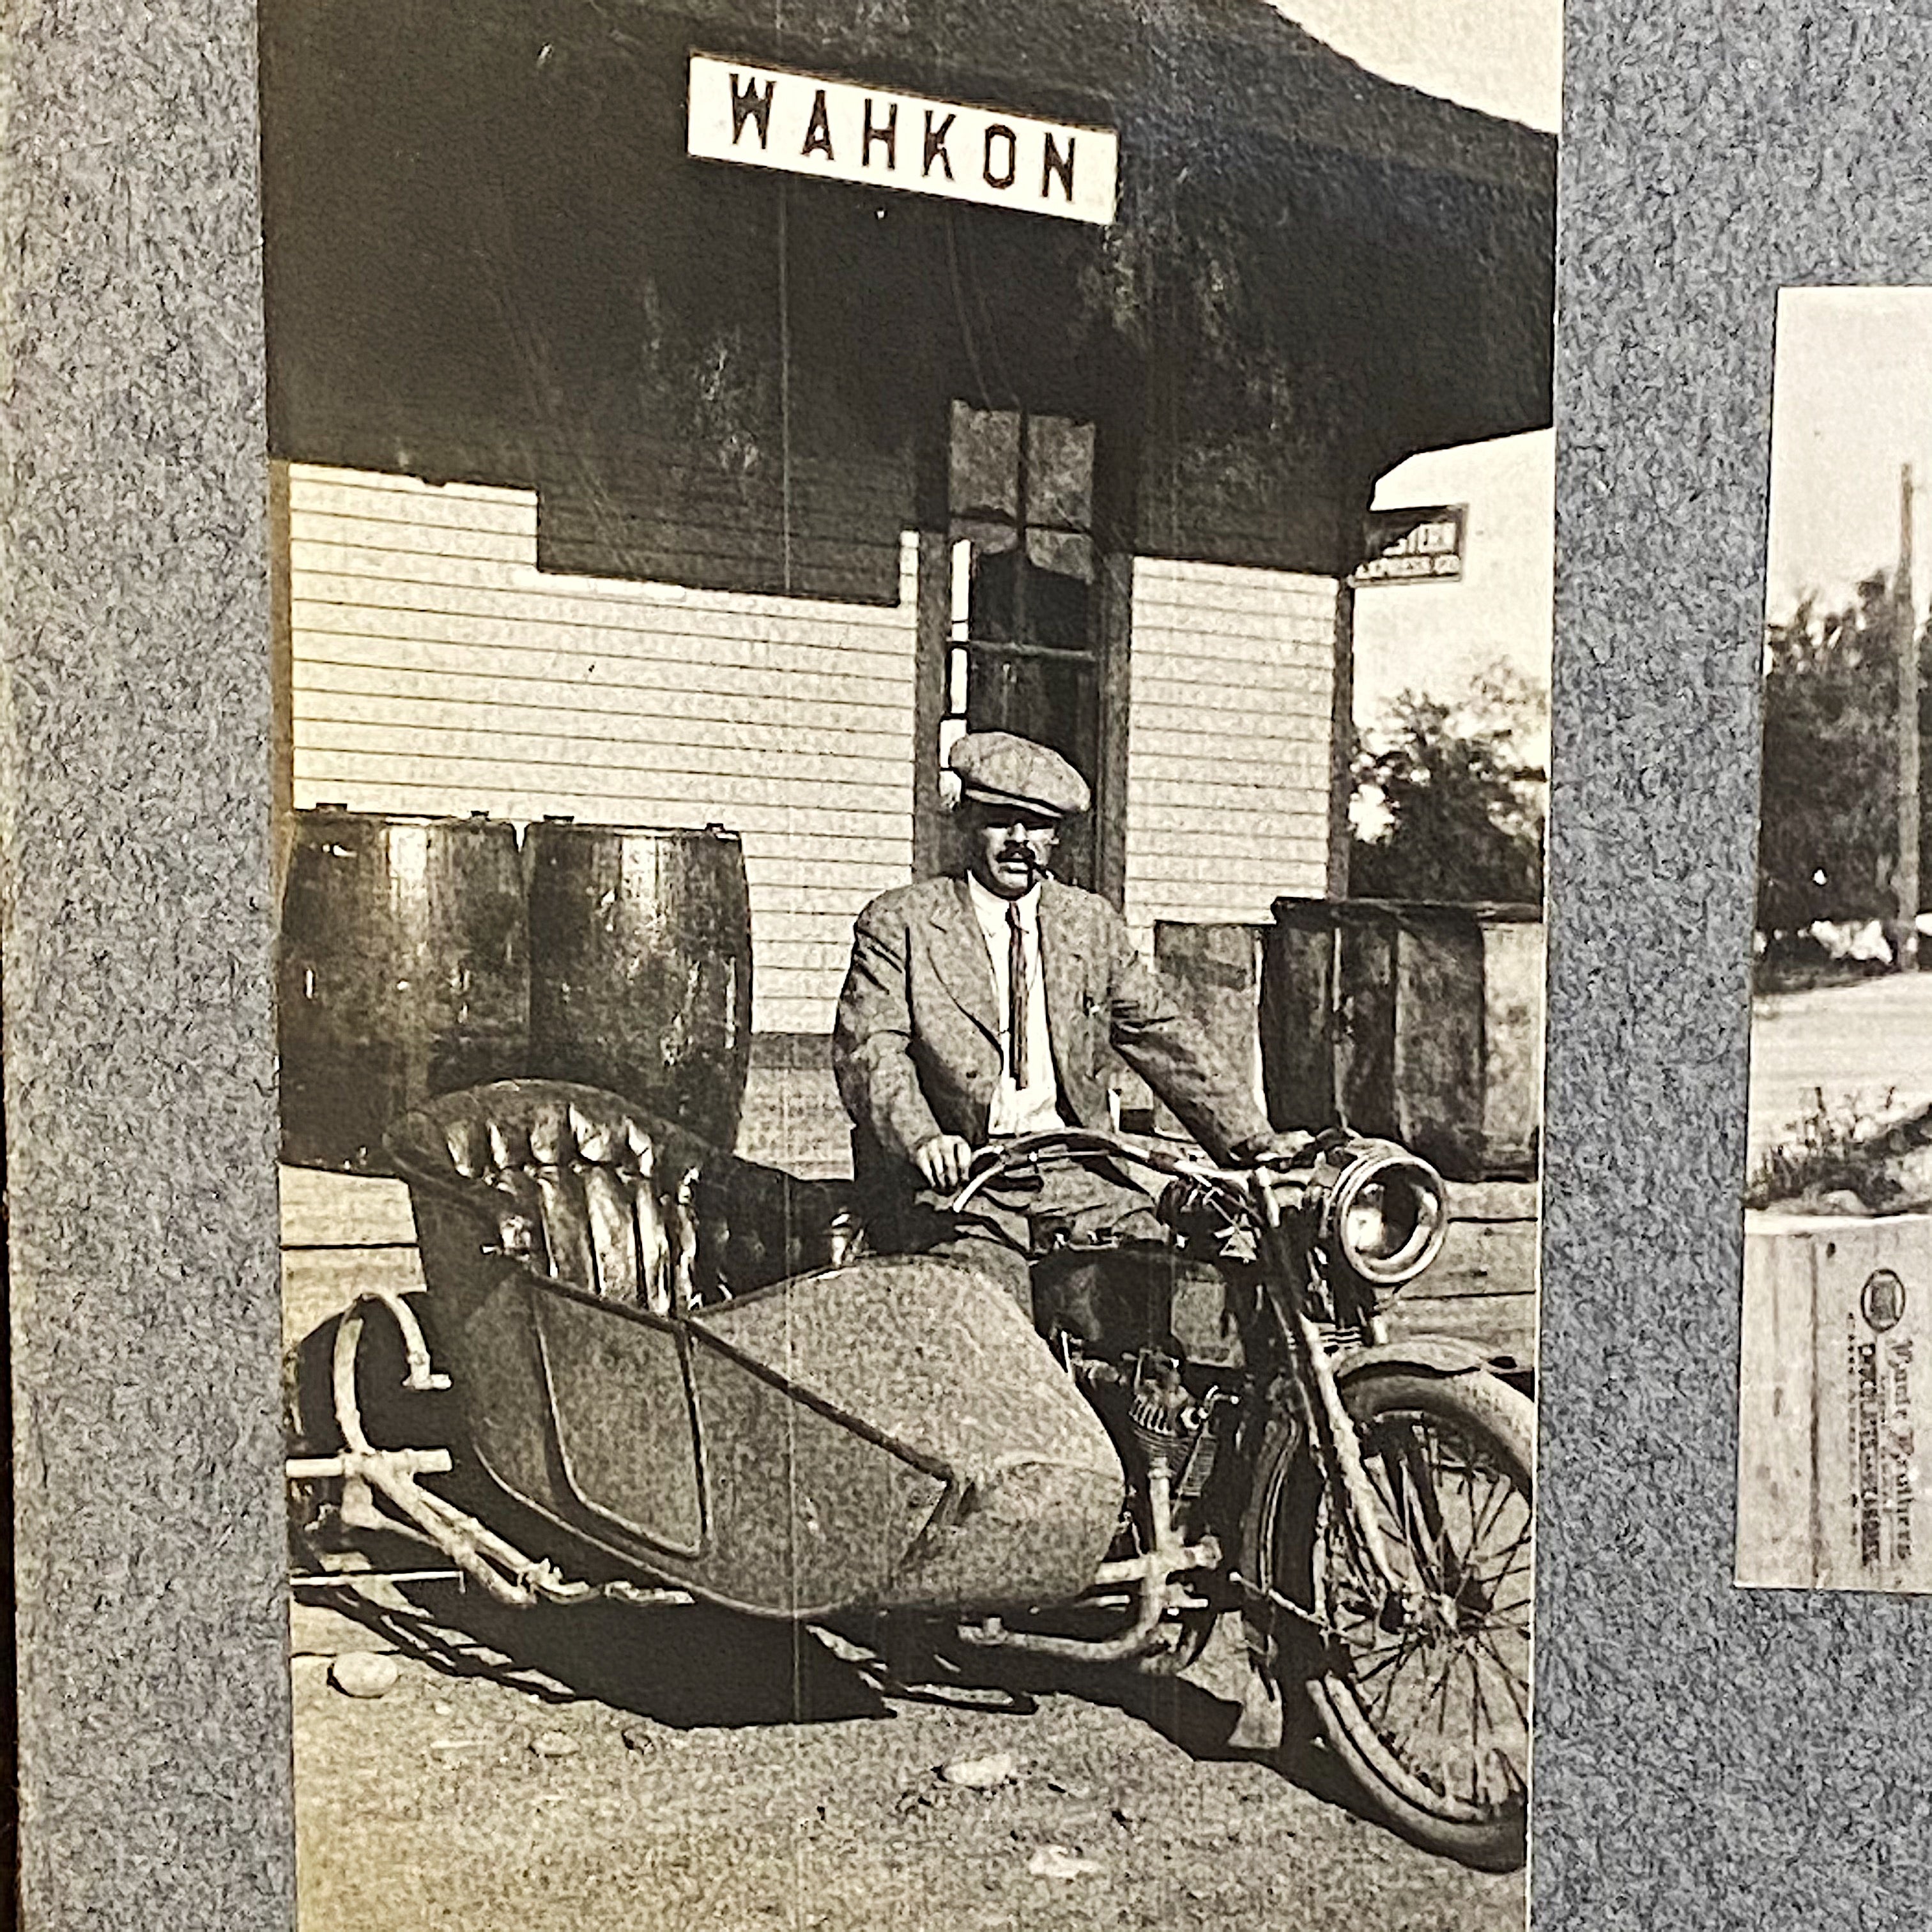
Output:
[{"xmin": 382, "ymin": 1082, "xmax": 1125, "ymax": 1621}]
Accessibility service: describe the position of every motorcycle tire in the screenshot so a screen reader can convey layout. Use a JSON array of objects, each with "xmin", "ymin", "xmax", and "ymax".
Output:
[{"xmin": 1244, "ymin": 1364, "xmax": 1535, "ymax": 1874}]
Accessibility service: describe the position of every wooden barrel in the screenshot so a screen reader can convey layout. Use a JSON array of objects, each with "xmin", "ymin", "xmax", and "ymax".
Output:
[
  {"xmin": 278, "ymin": 808, "xmax": 530, "ymax": 1172},
  {"xmin": 524, "ymin": 820, "xmax": 753, "ymax": 1151}
]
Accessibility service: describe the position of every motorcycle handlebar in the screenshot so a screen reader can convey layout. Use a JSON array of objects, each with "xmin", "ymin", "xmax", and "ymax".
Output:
[
  {"xmin": 946, "ymin": 1125, "xmax": 1452, "ymax": 1290},
  {"xmin": 946, "ymin": 1126, "xmax": 1275, "ymax": 1215}
]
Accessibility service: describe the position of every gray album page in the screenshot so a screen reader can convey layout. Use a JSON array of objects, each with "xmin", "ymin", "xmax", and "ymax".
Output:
[{"xmin": 14, "ymin": 0, "xmax": 1932, "ymax": 1929}]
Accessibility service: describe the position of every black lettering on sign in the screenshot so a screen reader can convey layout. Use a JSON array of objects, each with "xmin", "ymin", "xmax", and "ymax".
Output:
[
  {"xmin": 1041, "ymin": 132, "xmax": 1076, "ymax": 201},
  {"xmin": 801, "ymin": 88, "xmax": 834, "ymax": 160},
  {"xmin": 923, "ymin": 109, "xmax": 955, "ymax": 179},
  {"xmin": 983, "ymin": 123, "xmax": 1016, "ymax": 190},
  {"xmin": 862, "ymin": 98, "xmax": 898, "ymax": 169},
  {"xmin": 729, "ymin": 72, "xmax": 775, "ymax": 149},
  {"xmin": 1859, "ymin": 1340, "xmax": 1883, "ymax": 1565}
]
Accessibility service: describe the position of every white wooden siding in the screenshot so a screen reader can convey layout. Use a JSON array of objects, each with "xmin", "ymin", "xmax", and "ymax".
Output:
[
  {"xmin": 1124, "ymin": 558, "xmax": 1337, "ymax": 950},
  {"xmin": 287, "ymin": 463, "xmax": 919, "ymax": 1035}
]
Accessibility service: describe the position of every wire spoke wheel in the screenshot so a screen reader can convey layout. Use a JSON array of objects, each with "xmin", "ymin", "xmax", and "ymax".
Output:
[{"xmin": 1249, "ymin": 1365, "xmax": 1535, "ymax": 1872}]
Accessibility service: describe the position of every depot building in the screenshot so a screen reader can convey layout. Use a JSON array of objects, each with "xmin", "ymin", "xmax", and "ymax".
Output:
[{"xmin": 259, "ymin": 0, "xmax": 1554, "ymax": 1050}]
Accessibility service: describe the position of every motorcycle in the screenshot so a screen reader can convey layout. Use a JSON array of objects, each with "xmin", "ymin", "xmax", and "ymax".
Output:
[{"xmin": 286, "ymin": 1082, "xmax": 1533, "ymax": 1873}]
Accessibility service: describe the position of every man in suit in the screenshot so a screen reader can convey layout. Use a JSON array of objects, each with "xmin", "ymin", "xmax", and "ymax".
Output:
[{"xmin": 832, "ymin": 730, "xmax": 1301, "ymax": 1307}]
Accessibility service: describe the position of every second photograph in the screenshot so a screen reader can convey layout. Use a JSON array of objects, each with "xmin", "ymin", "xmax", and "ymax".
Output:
[{"xmin": 1739, "ymin": 286, "xmax": 1932, "ymax": 1596}]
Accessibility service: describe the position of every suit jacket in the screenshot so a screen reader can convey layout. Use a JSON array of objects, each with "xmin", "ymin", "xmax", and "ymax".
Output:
[{"xmin": 832, "ymin": 874, "xmax": 1273, "ymax": 1180}]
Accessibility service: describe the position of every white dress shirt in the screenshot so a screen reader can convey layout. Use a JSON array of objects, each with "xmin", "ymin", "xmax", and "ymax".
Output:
[{"xmin": 965, "ymin": 873, "xmax": 1066, "ymax": 1137}]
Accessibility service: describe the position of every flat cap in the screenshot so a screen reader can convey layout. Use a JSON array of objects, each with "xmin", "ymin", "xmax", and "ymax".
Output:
[{"xmin": 949, "ymin": 731, "xmax": 1091, "ymax": 819}]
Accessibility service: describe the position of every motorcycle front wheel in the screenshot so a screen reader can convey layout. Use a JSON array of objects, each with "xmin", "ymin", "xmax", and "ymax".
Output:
[{"xmin": 1246, "ymin": 1364, "xmax": 1535, "ymax": 1873}]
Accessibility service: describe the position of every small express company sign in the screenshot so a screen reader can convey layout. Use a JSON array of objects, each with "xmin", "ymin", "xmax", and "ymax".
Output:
[
  {"xmin": 687, "ymin": 54, "xmax": 1119, "ymax": 226},
  {"xmin": 1353, "ymin": 505, "xmax": 1468, "ymax": 586}
]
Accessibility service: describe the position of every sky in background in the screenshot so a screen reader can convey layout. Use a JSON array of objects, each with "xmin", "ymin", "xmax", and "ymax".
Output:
[
  {"xmin": 1271, "ymin": 0, "xmax": 1561, "ymax": 132},
  {"xmin": 1271, "ymin": 2, "xmax": 1561, "ymax": 736},
  {"xmin": 1766, "ymin": 288, "xmax": 1932, "ymax": 625},
  {"xmin": 1353, "ymin": 430, "xmax": 1554, "ymax": 747}
]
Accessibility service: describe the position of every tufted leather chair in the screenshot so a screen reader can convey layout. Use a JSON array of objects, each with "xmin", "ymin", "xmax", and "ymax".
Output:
[{"xmin": 386, "ymin": 1079, "xmax": 861, "ymax": 1315}]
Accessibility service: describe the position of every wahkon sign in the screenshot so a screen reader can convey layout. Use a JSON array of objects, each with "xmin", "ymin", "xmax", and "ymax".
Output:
[{"xmin": 687, "ymin": 54, "xmax": 1119, "ymax": 226}]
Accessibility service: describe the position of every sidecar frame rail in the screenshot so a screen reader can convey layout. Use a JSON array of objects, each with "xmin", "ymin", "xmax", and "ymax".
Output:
[{"xmin": 289, "ymin": 1288, "xmax": 695, "ymax": 1613}]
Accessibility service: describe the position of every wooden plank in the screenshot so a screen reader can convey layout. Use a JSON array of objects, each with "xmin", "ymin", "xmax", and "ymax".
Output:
[
  {"xmin": 1129, "ymin": 777, "xmax": 1332, "ymax": 813},
  {"xmin": 1129, "ymin": 642, "xmax": 1331, "ymax": 684},
  {"xmin": 1735, "ymin": 1218, "xmax": 1820, "ymax": 1590},
  {"xmin": 1446, "ymin": 1178, "xmax": 1540, "ymax": 1222},
  {"xmin": 282, "ymin": 1245, "xmax": 425, "ymax": 1351},
  {"xmin": 293, "ymin": 592, "xmax": 921, "ymax": 661},
  {"xmin": 295, "ymin": 690, "xmax": 913, "ymax": 762},
  {"xmin": 1126, "ymin": 691, "xmax": 1333, "ymax": 734},
  {"xmin": 291, "ymin": 744, "xmax": 916, "ymax": 816},
  {"xmin": 1127, "ymin": 847, "xmax": 1328, "ymax": 880},
  {"xmin": 291, "ymin": 508, "xmax": 533, "ymax": 563},
  {"xmin": 1390, "ymin": 1291, "xmax": 1536, "ymax": 1370},
  {"xmin": 280, "ymin": 1167, "xmax": 416, "ymax": 1247},
  {"xmin": 292, "ymin": 723, "xmax": 916, "ymax": 792},
  {"xmin": 1132, "ymin": 566, "xmax": 1336, "ymax": 611},
  {"xmin": 286, "ymin": 778, "xmax": 914, "ymax": 851},
  {"xmin": 291, "ymin": 468, "xmax": 533, "ymax": 509},
  {"xmin": 1424, "ymin": 1216, "xmax": 1538, "ymax": 1302},
  {"xmin": 1128, "ymin": 751, "xmax": 1330, "ymax": 793},
  {"xmin": 293, "ymin": 602, "xmax": 916, "ymax": 671},
  {"xmin": 289, "ymin": 544, "xmax": 921, "ymax": 632},
  {"xmin": 1130, "ymin": 670, "xmax": 1331, "ymax": 713},
  {"xmin": 296, "ymin": 656, "xmax": 917, "ymax": 723},
  {"xmin": 732, "ymin": 887, "xmax": 914, "ymax": 925}
]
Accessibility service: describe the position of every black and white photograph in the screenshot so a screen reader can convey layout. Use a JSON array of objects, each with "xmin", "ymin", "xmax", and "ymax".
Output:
[
  {"xmin": 266, "ymin": 0, "xmax": 1556, "ymax": 1922},
  {"xmin": 1737, "ymin": 286, "xmax": 1932, "ymax": 1597}
]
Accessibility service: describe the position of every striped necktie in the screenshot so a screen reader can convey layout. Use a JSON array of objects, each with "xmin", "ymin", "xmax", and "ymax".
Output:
[{"xmin": 1007, "ymin": 900, "xmax": 1029, "ymax": 1089}]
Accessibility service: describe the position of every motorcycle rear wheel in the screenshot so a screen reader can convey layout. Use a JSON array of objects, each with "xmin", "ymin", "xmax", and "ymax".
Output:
[{"xmin": 1248, "ymin": 1365, "xmax": 1534, "ymax": 1873}]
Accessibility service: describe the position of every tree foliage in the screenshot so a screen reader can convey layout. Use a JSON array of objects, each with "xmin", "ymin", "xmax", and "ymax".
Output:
[
  {"xmin": 1758, "ymin": 574, "xmax": 1910, "ymax": 935},
  {"xmin": 1349, "ymin": 664, "xmax": 1547, "ymax": 906}
]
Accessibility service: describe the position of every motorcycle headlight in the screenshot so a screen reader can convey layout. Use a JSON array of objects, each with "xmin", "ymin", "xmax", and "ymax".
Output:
[{"xmin": 1319, "ymin": 1142, "xmax": 1449, "ymax": 1290}]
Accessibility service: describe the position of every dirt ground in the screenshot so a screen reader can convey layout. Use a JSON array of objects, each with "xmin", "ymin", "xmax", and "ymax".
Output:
[
  {"xmin": 1751, "ymin": 972, "xmax": 1932, "ymax": 1161},
  {"xmin": 292, "ymin": 1585, "xmax": 1526, "ymax": 1932}
]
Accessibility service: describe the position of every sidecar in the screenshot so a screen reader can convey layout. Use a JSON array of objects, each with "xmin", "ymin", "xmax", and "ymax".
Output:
[{"xmin": 308, "ymin": 1079, "xmax": 1126, "ymax": 1621}]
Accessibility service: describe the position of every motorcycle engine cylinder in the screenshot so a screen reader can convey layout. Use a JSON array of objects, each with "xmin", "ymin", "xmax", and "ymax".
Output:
[
  {"xmin": 1126, "ymin": 1367, "xmax": 1190, "ymax": 1471},
  {"xmin": 1170, "ymin": 1407, "xmax": 1218, "ymax": 1500}
]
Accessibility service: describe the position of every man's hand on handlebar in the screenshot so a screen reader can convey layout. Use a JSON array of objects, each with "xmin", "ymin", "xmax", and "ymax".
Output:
[
  {"xmin": 1233, "ymin": 1128, "xmax": 1318, "ymax": 1168},
  {"xmin": 914, "ymin": 1133, "xmax": 977, "ymax": 1193}
]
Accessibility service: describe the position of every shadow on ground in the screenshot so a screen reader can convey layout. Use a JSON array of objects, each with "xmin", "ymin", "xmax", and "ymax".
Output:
[{"xmin": 300, "ymin": 1562, "xmax": 1382, "ymax": 1837}]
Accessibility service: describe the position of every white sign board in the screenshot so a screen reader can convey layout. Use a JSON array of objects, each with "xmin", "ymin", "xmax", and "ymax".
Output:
[{"xmin": 687, "ymin": 54, "xmax": 1118, "ymax": 227}]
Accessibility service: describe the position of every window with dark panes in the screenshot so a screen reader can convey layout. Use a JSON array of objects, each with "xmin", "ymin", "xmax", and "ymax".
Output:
[{"xmin": 940, "ymin": 401, "xmax": 1102, "ymax": 890}]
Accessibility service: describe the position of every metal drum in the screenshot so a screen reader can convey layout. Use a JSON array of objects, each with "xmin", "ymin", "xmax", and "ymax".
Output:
[
  {"xmin": 278, "ymin": 808, "xmax": 530, "ymax": 1172},
  {"xmin": 524, "ymin": 820, "xmax": 753, "ymax": 1151}
]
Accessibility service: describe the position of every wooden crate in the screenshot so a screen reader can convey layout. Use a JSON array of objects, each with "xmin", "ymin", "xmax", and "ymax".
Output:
[
  {"xmin": 1153, "ymin": 903, "xmax": 1544, "ymax": 1180},
  {"xmin": 1737, "ymin": 1211, "xmax": 1932, "ymax": 1593}
]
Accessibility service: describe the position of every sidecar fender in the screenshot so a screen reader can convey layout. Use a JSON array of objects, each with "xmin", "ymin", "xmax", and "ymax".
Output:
[{"xmin": 1332, "ymin": 1337, "xmax": 1496, "ymax": 1384}]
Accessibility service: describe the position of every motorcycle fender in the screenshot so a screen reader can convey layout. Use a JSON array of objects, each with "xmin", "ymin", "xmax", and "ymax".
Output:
[{"xmin": 1331, "ymin": 1337, "xmax": 1494, "ymax": 1383}]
